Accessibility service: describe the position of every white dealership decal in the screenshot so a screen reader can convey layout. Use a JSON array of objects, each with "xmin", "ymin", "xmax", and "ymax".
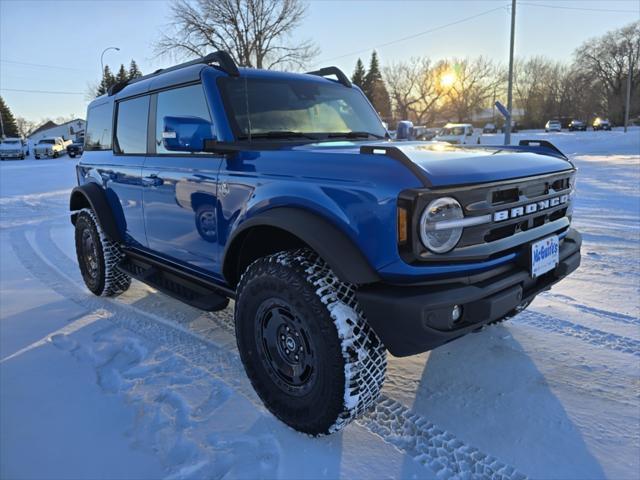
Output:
[{"xmin": 493, "ymin": 195, "xmax": 569, "ymax": 222}]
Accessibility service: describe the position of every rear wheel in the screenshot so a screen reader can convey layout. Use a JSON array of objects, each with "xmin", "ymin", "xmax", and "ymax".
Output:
[
  {"xmin": 235, "ymin": 249, "xmax": 386, "ymax": 435},
  {"xmin": 74, "ymin": 209, "xmax": 131, "ymax": 297}
]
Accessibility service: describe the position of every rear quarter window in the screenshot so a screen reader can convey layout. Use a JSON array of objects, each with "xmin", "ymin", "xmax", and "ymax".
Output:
[
  {"xmin": 85, "ymin": 103, "xmax": 113, "ymax": 151},
  {"xmin": 115, "ymin": 96, "xmax": 150, "ymax": 154}
]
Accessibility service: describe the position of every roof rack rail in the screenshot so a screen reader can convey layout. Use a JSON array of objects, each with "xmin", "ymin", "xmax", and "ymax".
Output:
[
  {"xmin": 108, "ymin": 51, "xmax": 240, "ymax": 96},
  {"xmin": 306, "ymin": 67, "xmax": 352, "ymax": 88}
]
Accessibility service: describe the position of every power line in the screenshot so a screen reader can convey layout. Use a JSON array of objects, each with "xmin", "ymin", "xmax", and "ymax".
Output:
[
  {"xmin": 310, "ymin": 4, "xmax": 509, "ymax": 66},
  {"xmin": 1, "ymin": 88, "xmax": 85, "ymax": 95},
  {"xmin": 518, "ymin": 2, "xmax": 638, "ymax": 13},
  {"xmin": 0, "ymin": 59, "xmax": 92, "ymax": 72}
]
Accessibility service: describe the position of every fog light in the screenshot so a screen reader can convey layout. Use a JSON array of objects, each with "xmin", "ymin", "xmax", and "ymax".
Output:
[{"xmin": 451, "ymin": 305, "xmax": 462, "ymax": 322}]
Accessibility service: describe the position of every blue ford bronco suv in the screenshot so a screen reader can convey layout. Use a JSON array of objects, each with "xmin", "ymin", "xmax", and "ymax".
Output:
[{"xmin": 70, "ymin": 52, "xmax": 581, "ymax": 435}]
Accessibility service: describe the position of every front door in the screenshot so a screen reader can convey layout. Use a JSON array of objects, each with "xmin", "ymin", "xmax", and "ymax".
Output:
[{"xmin": 142, "ymin": 83, "xmax": 223, "ymax": 274}]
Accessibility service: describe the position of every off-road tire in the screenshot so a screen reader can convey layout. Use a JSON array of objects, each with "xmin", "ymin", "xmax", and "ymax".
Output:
[
  {"xmin": 235, "ymin": 249, "xmax": 387, "ymax": 435},
  {"xmin": 74, "ymin": 208, "xmax": 131, "ymax": 297}
]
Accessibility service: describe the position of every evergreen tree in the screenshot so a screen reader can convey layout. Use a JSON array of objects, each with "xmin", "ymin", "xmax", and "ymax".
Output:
[
  {"xmin": 363, "ymin": 51, "xmax": 392, "ymax": 120},
  {"xmin": 96, "ymin": 65, "xmax": 116, "ymax": 96},
  {"xmin": 352, "ymin": 58, "xmax": 366, "ymax": 89},
  {"xmin": 0, "ymin": 96, "xmax": 19, "ymax": 138},
  {"xmin": 115, "ymin": 64, "xmax": 128, "ymax": 84},
  {"xmin": 363, "ymin": 51, "xmax": 382, "ymax": 96},
  {"xmin": 128, "ymin": 59, "xmax": 143, "ymax": 80}
]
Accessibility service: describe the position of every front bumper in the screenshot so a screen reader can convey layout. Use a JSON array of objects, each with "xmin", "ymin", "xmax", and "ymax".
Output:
[
  {"xmin": 0, "ymin": 152, "xmax": 23, "ymax": 158},
  {"xmin": 357, "ymin": 228, "xmax": 581, "ymax": 357}
]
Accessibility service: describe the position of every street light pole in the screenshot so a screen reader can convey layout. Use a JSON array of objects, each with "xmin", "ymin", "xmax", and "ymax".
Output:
[
  {"xmin": 624, "ymin": 60, "xmax": 631, "ymax": 133},
  {"xmin": 505, "ymin": 0, "xmax": 516, "ymax": 145},
  {"xmin": 100, "ymin": 46, "xmax": 120, "ymax": 73}
]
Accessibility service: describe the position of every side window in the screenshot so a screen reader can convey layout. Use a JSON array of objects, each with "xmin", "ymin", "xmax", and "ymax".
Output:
[
  {"xmin": 115, "ymin": 96, "xmax": 150, "ymax": 154},
  {"xmin": 155, "ymin": 84, "xmax": 212, "ymax": 154},
  {"xmin": 85, "ymin": 102, "xmax": 113, "ymax": 151}
]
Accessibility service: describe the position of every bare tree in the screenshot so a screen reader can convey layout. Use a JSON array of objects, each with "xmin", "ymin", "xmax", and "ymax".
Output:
[
  {"xmin": 15, "ymin": 117, "xmax": 35, "ymax": 138},
  {"xmin": 384, "ymin": 58, "xmax": 442, "ymax": 125},
  {"xmin": 438, "ymin": 57, "xmax": 503, "ymax": 123},
  {"xmin": 156, "ymin": 0, "xmax": 318, "ymax": 69},
  {"xmin": 574, "ymin": 21, "xmax": 640, "ymax": 123}
]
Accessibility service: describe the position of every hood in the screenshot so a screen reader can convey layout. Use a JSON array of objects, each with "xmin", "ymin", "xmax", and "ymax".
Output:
[
  {"xmin": 292, "ymin": 141, "xmax": 573, "ymax": 187},
  {"xmin": 0, "ymin": 143, "xmax": 21, "ymax": 151}
]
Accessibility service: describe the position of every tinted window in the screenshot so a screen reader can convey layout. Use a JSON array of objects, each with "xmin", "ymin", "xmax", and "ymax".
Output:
[
  {"xmin": 156, "ymin": 84, "xmax": 212, "ymax": 154},
  {"xmin": 218, "ymin": 77, "xmax": 386, "ymax": 139},
  {"xmin": 115, "ymin": 96, "xmax": 150, "ymax": 154},
  {"xmin": 85, "ymin": 102, "xmax": 113, "ymax": 151}
]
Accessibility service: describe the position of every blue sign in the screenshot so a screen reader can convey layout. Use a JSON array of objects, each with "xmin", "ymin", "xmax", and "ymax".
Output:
[{"xmin": 495, "ymin": 101, "xmax": 510, "ymax": 119}]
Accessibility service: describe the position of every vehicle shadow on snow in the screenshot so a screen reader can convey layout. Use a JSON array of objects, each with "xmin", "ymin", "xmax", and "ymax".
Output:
[{"xmin": 399, "ymin": 324, "xmax": 606, "ymax": 479}]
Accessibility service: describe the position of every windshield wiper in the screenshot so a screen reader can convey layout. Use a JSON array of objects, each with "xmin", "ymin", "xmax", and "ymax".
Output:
[
  {"xmin": 326, "ymin": 131, "xmax": 386, "ymax": 140},
  {"xmin": 237, "ymin": 131, "xmax": 319, "ymax": 140}
]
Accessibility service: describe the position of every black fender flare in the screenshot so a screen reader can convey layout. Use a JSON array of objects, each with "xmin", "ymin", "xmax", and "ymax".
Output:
[
  {"xmin": 69, "ymin": 183, "xmax": 124, "ymax": 244},
  {"xmin": 223, "ymin": 207, "xmax": 380, "ymax": 286}
]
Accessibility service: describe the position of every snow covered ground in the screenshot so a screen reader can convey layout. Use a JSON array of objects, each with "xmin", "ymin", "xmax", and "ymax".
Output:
[{"xmin": 1, "ymin": 129, "xmax": 639, "ymax": 480}]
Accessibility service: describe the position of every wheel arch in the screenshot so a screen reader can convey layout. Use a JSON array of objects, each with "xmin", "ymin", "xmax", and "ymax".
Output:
[
  {"xmin": 70, "ymin": 183, "xmax": 124, "ymax": 244},
  {"xmin": 222, "ymin": 207, "xmax": 380, "ymax": 288}
]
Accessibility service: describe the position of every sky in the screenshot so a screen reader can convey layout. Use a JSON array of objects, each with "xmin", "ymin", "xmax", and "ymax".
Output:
[{"xmin": 0, "ymin": 0, "xmax": 638, "ymax": 124}]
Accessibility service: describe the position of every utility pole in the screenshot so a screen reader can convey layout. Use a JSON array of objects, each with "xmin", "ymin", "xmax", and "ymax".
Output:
[
  {"xmin": 624, "ymin": 60, "xmax": 631, "ymax": 133},
  {"xmin": 0, "ymin": 108, "xmax": 4, "ymax": 138},
  {"xmin": 505, "ymin": 0, "xmax": 516, "ymax": 145}
]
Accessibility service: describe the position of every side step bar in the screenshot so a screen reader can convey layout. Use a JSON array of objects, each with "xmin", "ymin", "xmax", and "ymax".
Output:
[{"xmin": 118, "ymin": 249, "xmax": 232, "ymax": 312}]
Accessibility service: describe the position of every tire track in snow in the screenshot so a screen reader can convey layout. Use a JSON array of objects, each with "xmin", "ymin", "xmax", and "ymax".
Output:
[
  {"xmin": 543, "ymin": 292, "xmax": 640, "ymax": 327},
  {"xmin": 513, "ymin": 310, "xmax": 640, "ymax": 357},
  {"xmin": 18, "ymin": 224, "xmax": 529, "ymax": 480}
]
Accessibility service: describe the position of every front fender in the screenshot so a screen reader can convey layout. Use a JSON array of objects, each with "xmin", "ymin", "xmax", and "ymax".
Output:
[{"xmin": 222, "ymin": 206, "xmax": 381, "ymax": 285}]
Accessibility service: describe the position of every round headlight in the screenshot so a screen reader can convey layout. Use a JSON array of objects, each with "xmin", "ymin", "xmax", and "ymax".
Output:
[{"xmin": 420, "ymin": 197, "xmax": 464, "ymax": 253}]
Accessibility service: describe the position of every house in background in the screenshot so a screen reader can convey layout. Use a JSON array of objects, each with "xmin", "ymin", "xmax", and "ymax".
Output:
[{"xmin": 29, "ymin": 119, "xmax": 86, "ymax": 143}]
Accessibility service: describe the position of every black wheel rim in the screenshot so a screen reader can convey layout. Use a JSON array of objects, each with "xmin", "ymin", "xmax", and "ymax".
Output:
[
  {"xmin": 81, "ymin": 228, "xmax": 99, "ymax": 280},
  {"xmin": 198, "ymin": 210, "xmax": 216, "ymax": 237},
  {"xmin": 255, "ymin": 299, "xmax": 317, "ymax": 396}
]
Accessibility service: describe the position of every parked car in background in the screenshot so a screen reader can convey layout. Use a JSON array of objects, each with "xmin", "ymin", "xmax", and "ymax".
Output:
[
  {"xmin": 34, "ymin": 137, "xmax": 71, "ymax": 159},
  {"xmin": 483, "ymin": 123, "xmax": 497, "ymax": 134},
  {"xmin": 593, "ymin": 117, "xmax": 612, "ymax": 131},
  {"xmin": 0, "ymin": 137, "xmax": 29, "ymax": 160},
  {"xmin": 568, "ymin": 120, "xmax": 587, "ymax": 131},
  {"xmin": 434, "ymin": 123, "xmax": 481, "ymax": 144},
  {"xmin": 545, "ymin": 120, "xmax": 562, "ymax": 132},
  {"xmin": 66, "ymin": 138, "xmax": 84, "ymax": 158},
  {"xmin": 412, "ymin": 126, "xmax": 440, "ymax": 141}
]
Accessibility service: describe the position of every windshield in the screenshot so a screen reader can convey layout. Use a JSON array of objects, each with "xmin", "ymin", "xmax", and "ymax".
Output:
[
  {"xmin": 440, "ymin": 127, "xmax": 465, "ymax": 136},
  {"xmin": 39, "ymin": 139, "xmax": 55, "ymax": 144},
  {"xmin": 218, "ymin": 77, "xmax": 387, "ymax": 140}
]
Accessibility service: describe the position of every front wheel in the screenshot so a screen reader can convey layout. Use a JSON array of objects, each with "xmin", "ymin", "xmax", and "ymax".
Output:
[
  {"xmin": 69, "ymin": 153, "xmax": 76, "ymax": 158},
  {"xmin": 235, "ymin": 249, "xmax": 387, "ymax": 435},
  {"xmin": 74, "ymin": 209, "xmax": 131, "ymax": 297},
  {"xmin": 35, "ymin": 155, "xmax": 40, "ymax": 159}
]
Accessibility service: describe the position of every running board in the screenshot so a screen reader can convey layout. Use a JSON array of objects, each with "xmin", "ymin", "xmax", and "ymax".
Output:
[{"xmin": 118, "ymin": 251, "xmax": 231, "ymax": 312}]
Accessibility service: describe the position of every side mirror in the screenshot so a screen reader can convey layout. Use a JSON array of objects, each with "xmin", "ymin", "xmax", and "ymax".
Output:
[
  {"xmin": 396, "ymin": 120, "xmax": 414, "ymax": 140},
  {"xmin": 162, "ymin": 115, "xmax": 214, "ymax": 152}
]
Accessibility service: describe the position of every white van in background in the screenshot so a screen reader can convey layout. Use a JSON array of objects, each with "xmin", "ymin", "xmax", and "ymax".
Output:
[{"xmin": 434, "ymin": 123, "xmax": 481, "ymax": 145}]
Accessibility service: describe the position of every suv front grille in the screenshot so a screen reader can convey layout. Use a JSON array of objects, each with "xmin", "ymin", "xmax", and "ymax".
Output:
[{"xmin": 399, "ymin": 170, "xmax": 575, "ymax": 264}]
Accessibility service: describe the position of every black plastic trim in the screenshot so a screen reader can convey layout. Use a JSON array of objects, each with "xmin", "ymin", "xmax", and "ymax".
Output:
[
  {"xmin": 306, "ymin": 67, "xmax": 352, "ymax": 87},
  {"xmin": 222, "ymin": 207, "xmax": 380, "ymax": 286},
  {"xmin": 357, "ymin": 228, "xmax": 582, "ymax": 357},
  {"xmin": 69, "ymin": 183, "xmax": 123, "ymax": 243}
]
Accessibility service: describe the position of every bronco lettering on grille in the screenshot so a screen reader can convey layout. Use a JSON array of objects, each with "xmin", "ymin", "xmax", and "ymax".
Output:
[{"xmin": 493, "ymin": 194, "xmax": 569, "ymax": 222}]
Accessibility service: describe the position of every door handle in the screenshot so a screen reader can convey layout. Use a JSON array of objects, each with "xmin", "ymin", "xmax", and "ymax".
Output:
[{"xmin": 142, "ymin": 174, "xmax": 163, "ymax": 187}]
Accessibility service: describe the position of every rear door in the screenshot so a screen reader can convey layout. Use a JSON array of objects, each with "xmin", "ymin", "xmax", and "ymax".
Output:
[
  {"xmin": 142, "ymin": 83, "xmax": 223, "ymax": 273},
  {"xmin": 81, "ymin": 99, "xmax": 148, "ymax": 246}
]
